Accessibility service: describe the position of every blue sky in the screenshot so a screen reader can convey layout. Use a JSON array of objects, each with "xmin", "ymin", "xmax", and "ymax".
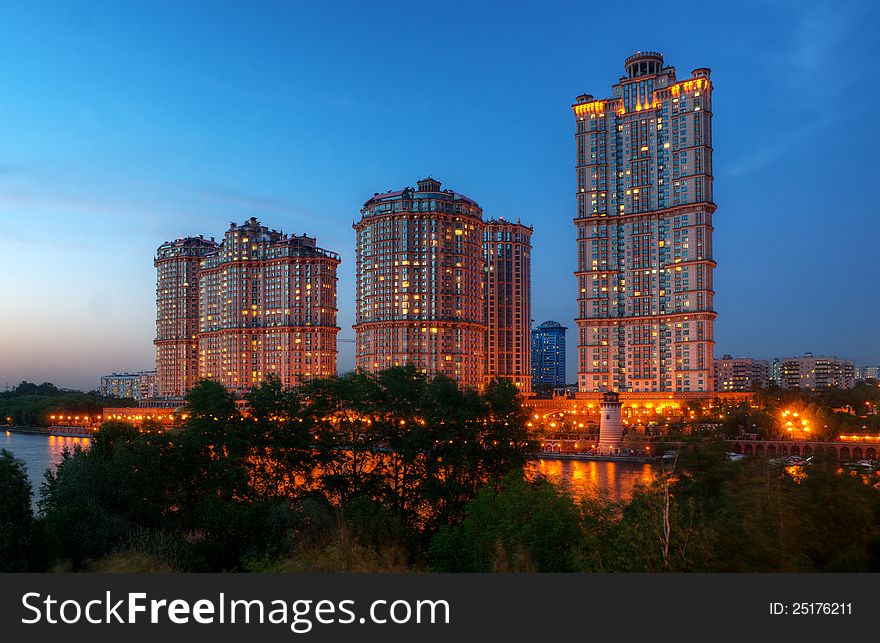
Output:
[{"xmin": 0, "ymin": 0, "xmax": 878, "ymax": 390}]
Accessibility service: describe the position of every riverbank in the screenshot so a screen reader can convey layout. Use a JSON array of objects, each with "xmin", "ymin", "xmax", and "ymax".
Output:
[
  {"xmin": 5, "ymin": 425, "xmax": 45, "ymax": 434},
  {"xmin": 534, "ymin": 451, "xmax": 662, "ymax": 464},
  {"xmin": 6, "ymin": 425, "xmax": 94, "ymax": 437}
]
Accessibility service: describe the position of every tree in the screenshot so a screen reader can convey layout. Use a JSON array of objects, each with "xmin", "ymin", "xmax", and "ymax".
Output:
[
  {"xmin": 0, "ymin": 450, "xmax": 36, "ymax": 571},
  {"xmin": 428, "ymin": 475, "xmax": 582, "ymax": 572}
]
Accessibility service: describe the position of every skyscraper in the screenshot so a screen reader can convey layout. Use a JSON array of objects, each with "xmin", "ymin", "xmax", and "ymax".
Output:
[
  {"xmin": 484, "ymin": 218, "xmax": 532, "ymax": 391},
  {"xmin": 573, "ymin": 51, "xmax": 716, "ymax": 393},
  {"xmin": 531, "ymin": 321, "xmax": 567, "ymax": 389},
  {"xmin": 155, "ymin": 235, "xmax": 220, "ymax": 397},
  {"xmin": 354, "ymin": 178, "xmax": 486, "ymax": 389},
  {"xmin": 197, "ymin": 218, "xmax": 340, "ymax": 393},
  {"xmin": 155, "ymin": 218, "xmax": 339, "ymax": 397}
]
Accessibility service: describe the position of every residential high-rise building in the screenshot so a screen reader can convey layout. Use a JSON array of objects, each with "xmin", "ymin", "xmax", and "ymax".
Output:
[
  {"xmin": 155, "ymin": 235, "xmax": 220, "ymax": 397},
  {"xmin": 197, "ymin": 218, "xmax": 340, "ymax": 393},
  {"xmin": 531, "ymin": 321, "xmax": 567, "ymax": 389},
  {"xmin": 769, "ymin": 358, "xmax": 782, "ymax": 387},
  {"xmin": 714, "ymin": 355, "xmax": 769, "ymax": 391},
  {"xmin": 100, "ymin": 373, "xmax": 140, "ymax": 399},
  {"xmin": 137, "ymin": 370, "xmax": 158, "ymax": 400},
  {"xmin": 155, "ymin": 218, "xmax": 339, "ymax": 397},
  {"xmin": 100, "ymin": 370, "xmax": 159, "ymax": 400},
  {"xmin": 484, "ymin": 218, "xmax": 532, "ymax": 391},
  {"xmin": 354, "ymin": 178, "xmax": 486, "ymax": 389},
  {"xmin": 779, "ymin": 353, "xmax": 855, "ymax": 390},
  {"xmin": 573, "ymin": 52, "xmax": 716, "ymax": 393},
  {"xmin": 863, "ymin": 366, "xmax": 880, "ymax": 381}
]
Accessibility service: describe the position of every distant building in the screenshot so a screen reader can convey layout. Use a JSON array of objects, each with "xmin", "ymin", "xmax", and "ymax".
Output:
[
  {"xmin": 484, "ymin": 218, "xmax": 533, "ymax": 392},
  {"xmin": 769, "ymin": 358, "xmax": 782, "ymax": 387},
  {"xmin": 860, "ymin": 366, "xmax": 880, "ymax": 381},
  {"xmin": 137, "ymin": 370, "xmax": 158, "ymax": 399},
  {"xmin": 779, "ymin": 353, "xmax": 855, "ymax": 390},
  {"xmin": 532, "ymin": 321, "xmax": 567, "ymax": 389},
  {"xmin": 714, "ymin": 355, "xmax": 769, "ymax": 391},
  {"xmin": 100, "ymin": 371, "xmax": 159, "ymax": 400}
]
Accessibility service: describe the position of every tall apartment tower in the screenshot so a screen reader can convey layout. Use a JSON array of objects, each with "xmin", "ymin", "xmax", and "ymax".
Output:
[
  {"xmin": 531, "ymin": 321, "xmax": 567, "ymax": 389},
  {"xmin": 573, "ymin": 51, "xmax": 716, "ymax": 392},
  {"xmin": 483, "ymin": 218, "xmax": 532, "ymax": 392},
  {"xmin": 155, "ymin": 219, "xmax": 339, "ymax": 397},
  {"xmin": 197, "ymin": 218, "xmax": 340, "ymax": 393},
  {"xmin": 354, "ymin": 178, "xmax": 486, "ymax": 389},
  {"xmin": 155, "ymin": 235, "xmax": 219, "ymax": 397}
]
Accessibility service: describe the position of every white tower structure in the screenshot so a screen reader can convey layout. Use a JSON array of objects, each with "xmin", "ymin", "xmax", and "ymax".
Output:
[{"xmin": 598, "ymin": 390, "xmax": 623, "ymax": 453}]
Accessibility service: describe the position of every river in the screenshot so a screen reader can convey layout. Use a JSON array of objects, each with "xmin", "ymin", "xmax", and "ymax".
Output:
[
  {"xmin": 527, "ymin": 458, "xmax": 656, "ymax": 503},
  {"xmin": 1, "ymin": 431, "xmax": 655, "ymax": 505},
  {"xmin": 1, "ymin": 431, "xmax": 91, "ymax": 503}
]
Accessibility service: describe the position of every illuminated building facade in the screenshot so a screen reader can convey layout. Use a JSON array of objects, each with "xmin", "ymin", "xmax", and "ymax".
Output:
[
  {"xmin": 155, "ymin": 219, "xmax": 339, "ymax": 397},
  {"xmin": 779, "ymin": 353, "xmax": 855, "ymax": 390},
  {"xmin": 100, "ymin": 373, "xmax": 139, "ymax": 399},
  {"xmin": 770, "ymin": 358, "xmax": 783, "ymax": 387},
  {"xmin": 354, "ymin": 178, "xmax": 486, "ymax": 389},
  {"xmin": 598, "ymin": 390, "xmax": 623, "ymax": 452},
  {"xmin": 100, "ymin": 370, "xmax": 159, "ymax": 400},
  {"xmin": 155, "ymin": 235, "xmax": 220, "ymax": 397},
  {"xmin": 573, "ymin": 51, "xmax": 716, "ymax": 393},
  {"xmin": 531, "ymin": 321, "xmax": 567, "ymax": 389},
  {"xmin": 197, "ymin": 218, "xmax": 340, "ymax": 393},
  {"xmin": 137, "ymin": 370, "xmax": 159, "ymax": 399},
  {"xmin": 483, "ymin": 218, "xmax": 532, "ymax": 391},
  {"xmin": 714, "ymin": 355, "xmax": 769, "ymax": 391}
]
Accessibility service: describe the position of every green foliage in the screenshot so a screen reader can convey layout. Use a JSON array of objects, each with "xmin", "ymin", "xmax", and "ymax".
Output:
[
  {"xmin": 16, "ymin": 371, "xmax": 880, "ymax": 573},
  {"xmin": 0, "ymin": 450, "xmax": 38, "ymax": 571},
  {"xmin": 0, "ymin": 380, "xmax": 135, "ymax": 427},
  {"xmin": 428, "ymin": 474, "xmax": 582, "ymax": 572}
]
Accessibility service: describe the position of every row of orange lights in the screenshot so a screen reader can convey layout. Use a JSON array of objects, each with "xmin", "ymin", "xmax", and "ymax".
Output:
[{"xmin": 574, "ymin": 77, "xmax": 710, "ymax": 117}]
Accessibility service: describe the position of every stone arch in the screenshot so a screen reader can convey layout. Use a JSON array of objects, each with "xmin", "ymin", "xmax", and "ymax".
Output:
[
  {"xmin": 781, "ymin": 445, "xmax": 788, "ymax": 456},
  {"xmin": 803, "ymin": 446, "xmax": 812, "ymax": 457},
  {"xmin": 756, "ymin": 444, "xmax": 765, "ymax": 456},
  {"xmin": 840, "ymin": 447, "xmax": 850, "ymax": 460},
  {"xmin": 767, "ymin": 444, "xmax": 776, "ymax": 457},
  {"xmin": 853, "ymin": 447, "xmax": 863, "ymax": 459},
  {"xmin": 744, "ymin": 444, "xmax": 753, "ymax": 455},
  {"xmin": 733, "ymin": 443, "xmax": 742, "ymax": 454},
  {"xmin": 826, "ymin": 446, "xmax": 836, "ymax": 460},
  {"xmin": 790, "ymin": 445, "xmax": 800, "ymax": 456},
  {"xmin": 867, "ymin": 448, "xmax": 876, "ymax": 460}
]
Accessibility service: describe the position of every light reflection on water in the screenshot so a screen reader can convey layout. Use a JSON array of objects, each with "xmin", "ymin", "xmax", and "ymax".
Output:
[
  {"xmin": 1, "ymin": 433, "xmax": 654, "ymax": 506},
  {"xmin": 1, "ymin": 432, "xmax": 90, "ymax": 500},
  {"xmin": 527, "ymin": 458, "xmax": 656, "ymax": 503}
]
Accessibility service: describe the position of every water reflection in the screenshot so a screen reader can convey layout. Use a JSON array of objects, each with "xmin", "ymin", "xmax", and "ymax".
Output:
[
  {"xmin": 527, "ymin": 458, "xmax": 655, "ymax": 503},
  {"xmin": 2, "ymin": 433, "xmax": 653, "ymax": 506},
  {"xmin": 1, "ymin": 432, "xmax": 90, "ymax": 499}
]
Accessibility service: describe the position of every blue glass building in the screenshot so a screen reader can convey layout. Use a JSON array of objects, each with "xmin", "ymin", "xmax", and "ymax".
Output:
[{"xmin": 531, "ymin": 321, "xmax": 567, "ymax": 389}]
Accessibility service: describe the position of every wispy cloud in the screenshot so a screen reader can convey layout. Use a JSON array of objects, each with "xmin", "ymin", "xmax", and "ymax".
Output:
[{"xmin": 719, "ymin": 0, "xmax": 874, "ymax": 178}]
